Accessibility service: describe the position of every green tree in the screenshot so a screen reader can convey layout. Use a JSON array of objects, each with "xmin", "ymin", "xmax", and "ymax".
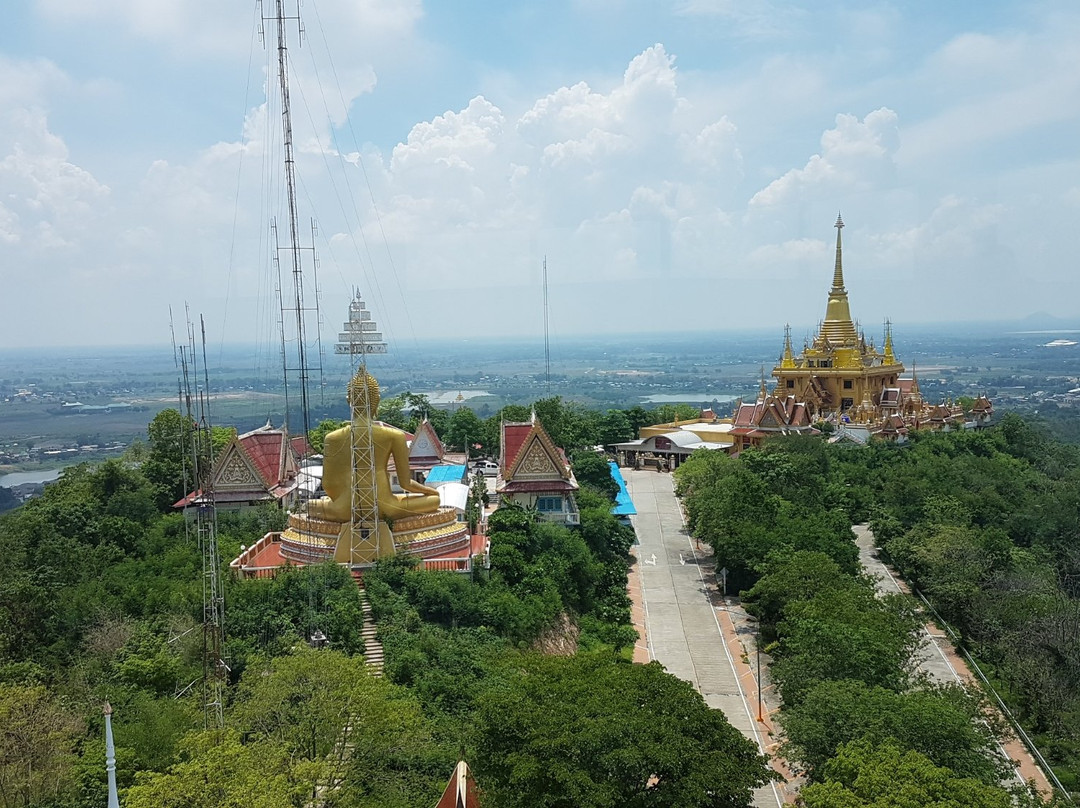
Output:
[
  {"xmin": 741, "ymin": 550, "xmax": 851, "ymax": 638},
  {"xmin": 800, "ymin": 740, "xmax": 1021, "ymax": 808},
  {"xmin": 122, "ymin": 730, "xmax": 314, "ymax": 808},
  {"xmin": 142, "ymin": 408, "xmax": 196, "ymax": 510},
  {"xmin": 780, "ymin": 679, "xmax": 1006, "ymax": 782},
  {"xmin": 596, "ymin": 408, "xmax": 633, "ymax": 446},
  {"xmin": 771, "ymin": 586, "xmax": 921, "ymax": 704},
  {"xmin": 445, "ymin": 406, "xmax": 484, "ymax": 456},
  {"xmin": 571, "ymin": 450, "xmax": 619, "ymax": 500},
  {"xmin": 234, "ymin": 647, "xmax": 428, "ymax": 768},
  {"xmin": 0, "ymin": 684, "xmax": 83, "ymax": 808},
  {"xmin": 309, "ymin": 418, "xmax": 348, "ymax": 453},
  {"xmin": 472, "ymin": 652, "xmax": 772, "ymax": 808}
]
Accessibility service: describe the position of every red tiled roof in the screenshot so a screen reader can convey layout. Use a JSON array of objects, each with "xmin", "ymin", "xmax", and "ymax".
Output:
[
  {"xmin": 291, "ymin": 435, "xmax": 313, "ymax": 458},
  {"xmin": 240, "ymin": 431, "xmax": 285, "ymax": 487},
  {"xmin": 501, "ymin": 423, "xmax": 532, "ymax": 471},
  {"xmin": 435, "ymin": 761, "xmax": 480, "ymax": 808}
]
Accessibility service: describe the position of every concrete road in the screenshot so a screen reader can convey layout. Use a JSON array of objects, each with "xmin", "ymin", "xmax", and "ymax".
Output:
[
  {"xmin": 626, "ymin": 468, "xmax": 784, "ymax": 808},
  {"xmin": 854, "ymin": 524, "xmax": 960, "ymax": 684},
  {"xmin": 853, "ymin": 524, "xmax": 1042, "ymax": 791}
]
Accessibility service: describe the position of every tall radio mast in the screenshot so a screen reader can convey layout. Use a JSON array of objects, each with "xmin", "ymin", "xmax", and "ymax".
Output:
[
  {"xmin": 543, "ymin": 256, "xmax": 551, "ymax": 394},
  {"xmin": 263, "ymin": 0, "xmax": 324, "ymax": 444}
]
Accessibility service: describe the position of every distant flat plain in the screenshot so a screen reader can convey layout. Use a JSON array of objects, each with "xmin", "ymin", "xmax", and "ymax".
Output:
[{"xmin": 2, "ymin": 320, "xmax": 1078, "ymax": 465}]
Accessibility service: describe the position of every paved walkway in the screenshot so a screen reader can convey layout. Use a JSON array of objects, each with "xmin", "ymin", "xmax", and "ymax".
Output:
[
  {"xmin": 854, "ymin": 524, "xmax": 1053, "ymax": 797},
  {"xmin": 625, "ymin": 469, "xmax": 788, "ymax": 807}
]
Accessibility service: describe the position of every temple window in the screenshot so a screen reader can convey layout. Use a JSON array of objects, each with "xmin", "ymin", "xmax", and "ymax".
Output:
[
  {"xmin": 537, "ymin": 496, "xmax": 563, "ymax": 512},
  {"xmin": 841, "ymin": 397, "xmax": 854, "ymax": 410},
  {"xmin": 786, "ymin": 380, "xmax": 794, "ymax": 388},
  {"xmin": 843, "ymin": 379, "xmax": 853, "ymax": 390}
]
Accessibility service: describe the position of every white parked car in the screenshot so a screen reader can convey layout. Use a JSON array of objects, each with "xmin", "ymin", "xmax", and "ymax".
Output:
[{"xmin": 471, "ymin": 460, "xmax": 499, "ymax": 477}]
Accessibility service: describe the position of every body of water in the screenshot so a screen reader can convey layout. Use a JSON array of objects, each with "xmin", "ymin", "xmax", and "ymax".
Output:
[
  {"xmin": 421, "ymin": 390, "xmax": 494, "ymax": 405},
  {"xmin": 641, "ymin": 393, "xmax": 739, "ymax": 404},
  {"xmin": 0, "ymin": 468, "xmax": 65, "ymax": 488}
]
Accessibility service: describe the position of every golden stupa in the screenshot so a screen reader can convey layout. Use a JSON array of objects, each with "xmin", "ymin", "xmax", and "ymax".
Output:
[{"xmin": 772, "ymin": 214, "xmax": 905, "ymax": 420}]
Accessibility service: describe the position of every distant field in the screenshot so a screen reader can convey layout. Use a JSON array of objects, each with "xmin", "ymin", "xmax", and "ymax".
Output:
[{"xmin": 4, "ymin": 322, "xmax": 1080, "ymax": 454}]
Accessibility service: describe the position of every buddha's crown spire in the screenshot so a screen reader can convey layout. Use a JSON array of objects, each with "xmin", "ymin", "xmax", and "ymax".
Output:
[{"xmin": 832, "ymin": 212, "xmax": 846, "ymax": 293}]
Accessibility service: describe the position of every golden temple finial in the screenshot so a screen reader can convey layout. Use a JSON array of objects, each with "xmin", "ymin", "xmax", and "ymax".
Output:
[
  {"xmin": 883, "ymin": 319, "xmax": 895, "ymax": 363},
  {"xmin": 832, "ymin": 212, "xmax": 845, "ymax": 293},
  {"xmin": 781, "ymin": 325, "xmax": 796, "ymax": 369},
  {"xmin": 758, "ymin": 368, "xmax": 768, "ymax": 402}
]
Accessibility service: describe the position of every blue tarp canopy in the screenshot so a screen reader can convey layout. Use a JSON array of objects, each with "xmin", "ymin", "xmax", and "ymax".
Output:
[
  {"xmin": 426, "ymin": 464, "xmax": 468, "ymax": 485},
  {"xmin": 608, "ymin": 461, "xmax": 637, "ymax": 516}
]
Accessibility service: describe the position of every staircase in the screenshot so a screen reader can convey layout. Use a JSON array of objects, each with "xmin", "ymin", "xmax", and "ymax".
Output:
[
  {"xmin": 360, "ymin": 594, "xmax": 384, "ymax": 676},
  {"xmin": 307, "ymin": 577, "xmax": 384, "ymax": 807},
  {"xmin": 351, "ymin": 571, "xmax": 384, "ymax": 677}
]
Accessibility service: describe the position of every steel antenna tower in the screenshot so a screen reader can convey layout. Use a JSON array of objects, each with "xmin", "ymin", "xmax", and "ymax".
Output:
[
  {"xmin": 335, "ymin": 290, "xmax": 387, "ymax": 565},
  {"xmin": 179, "ymin": 314, "xmax": 225, "ymax": 730},
  {"xmin": 263, "ymin": 0, "xmax": 322, "ymax": 446}
]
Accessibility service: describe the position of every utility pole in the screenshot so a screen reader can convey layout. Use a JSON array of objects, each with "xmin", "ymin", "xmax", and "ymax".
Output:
[{"xmin": 543, "ymin": 256, "xmax": 551, "ymax": 394}]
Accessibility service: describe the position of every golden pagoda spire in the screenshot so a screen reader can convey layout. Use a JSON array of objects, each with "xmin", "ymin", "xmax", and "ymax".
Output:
[
  {"xmin": 758, "ymin": 368, "xmax": 768, "ymax": 402},
  {"xmin": 832, "ymin": 212, "xmax": 846, "ymax": 292},
  {"xmin": 883, "ymin": 318, "xmax": 895, "ymax": 363},
  {"xmin": 781, "ymin": 324, "xmax": 796, "ymax": 368},
  {"xmin": 820, "ymin": 213, "xmax": 858, "ymax": 346}
]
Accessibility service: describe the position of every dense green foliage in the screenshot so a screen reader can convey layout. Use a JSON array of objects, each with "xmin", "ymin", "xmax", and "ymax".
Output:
[
  {"xmin": 799, "ymin": 741, "xmax": 1027, "ymax": 808},
  {"xmin": 8, "ymin": 394, "xmax": 1079, "ymax": 805},
  {"xmin": 473, "ymin": 652, "xmax": 771, "ymax": 808},
  {"xmin": 677, "ymin": 434, "xmax": 1051, "ymax": 804},
  {"xmin": 823, "ymin": 414, "xmax": 1080, "ymax": 793},
  {"xmin": 675, "ymin": 445, "xmax": 859, "ymax": 591}
]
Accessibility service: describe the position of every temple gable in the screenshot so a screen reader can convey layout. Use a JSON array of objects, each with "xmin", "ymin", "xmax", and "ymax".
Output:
[{"xmin": 215, "ymin": 444, "xmax": 264, "ymax": 490}]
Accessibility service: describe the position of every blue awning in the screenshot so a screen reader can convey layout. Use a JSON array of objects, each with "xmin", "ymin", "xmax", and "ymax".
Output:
[
  {"xmin": 608, "ymin": 461, "xmax": 637, "ymax": 516},
  {"xmin": 426, "ymin": 464, "xmax": 468, "ymax": 484}
]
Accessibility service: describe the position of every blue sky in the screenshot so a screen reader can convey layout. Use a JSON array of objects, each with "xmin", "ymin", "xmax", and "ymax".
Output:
[{"xmin": 2, "ymin": 0, "xmax": 1078, "ymax": 351}]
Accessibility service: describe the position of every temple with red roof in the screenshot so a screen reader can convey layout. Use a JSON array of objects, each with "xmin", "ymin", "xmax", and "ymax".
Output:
[
  {"xmin": 175, "ymin": 422, "xmax": 311, "ymax": 512},
  {"xmin": 497, "ymin": 413, "xmax": 580, "ymax": 525}
]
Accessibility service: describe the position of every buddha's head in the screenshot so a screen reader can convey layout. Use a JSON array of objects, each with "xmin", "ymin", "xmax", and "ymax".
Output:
[{"xmin": 347, "ymin": 369, "xmax": 381, "ymax": 415}]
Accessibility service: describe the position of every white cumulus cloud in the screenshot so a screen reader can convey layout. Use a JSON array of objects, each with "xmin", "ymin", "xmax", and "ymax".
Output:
[{"xmin": 750, "ymin": 107, "xmax": 899, "ymax": 208}]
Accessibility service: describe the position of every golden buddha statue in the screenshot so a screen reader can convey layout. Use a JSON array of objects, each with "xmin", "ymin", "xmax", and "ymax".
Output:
[
  {"xmin": 280, "ymin": 367, "xmax": 468, "ymax": 567},
  {"xmin": 307, "ymin": 369, "xmax": 441, "ymax": 523}
]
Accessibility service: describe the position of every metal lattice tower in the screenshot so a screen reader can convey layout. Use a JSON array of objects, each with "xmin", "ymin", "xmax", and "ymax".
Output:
[
  {"xmin": 178, "ymin": 316, "xmax": 225, "ymax": 730},
  {"xmin": 262, "ymin": 0, "xmax": 324, "ymax": 444}
]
